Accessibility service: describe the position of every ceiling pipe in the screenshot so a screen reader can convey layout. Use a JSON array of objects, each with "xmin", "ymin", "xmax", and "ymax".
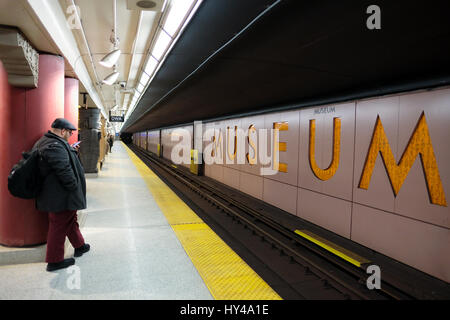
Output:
[
  {"xmin": 102, "ymin": 0, "xmax": 121, "ymax": 91},
  {"xmin": 113, "ymin": 0, "xmax": 117, "ymax": 45},
  {"xmin": 125, "ymin": 11, "xmax": 143, "ymax": 96},
  {"xmin": 99, "ymin": 0, "xmax": 121, "ymax": 69},
  {"xmin": 69, "ymin": 0, "xmax": 107, "ymax": 104},
  {"xmin": 111, "ymin": 0, "xmax": 120, "ymax": 61}
]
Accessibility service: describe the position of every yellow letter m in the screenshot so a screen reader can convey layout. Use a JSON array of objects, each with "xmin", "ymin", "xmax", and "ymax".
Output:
[{"xmin": 358, "ymin": 112, "xmax": 446, "ymax": 207}]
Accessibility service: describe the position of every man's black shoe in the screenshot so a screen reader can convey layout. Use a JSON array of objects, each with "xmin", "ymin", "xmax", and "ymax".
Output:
[
  {"xmin": 46, "ymin": 258, "xmax": 75, "ymax": 272},
  {"xmin": 74, "ymin": 243, "xmax": 90, "ymax": 257}
]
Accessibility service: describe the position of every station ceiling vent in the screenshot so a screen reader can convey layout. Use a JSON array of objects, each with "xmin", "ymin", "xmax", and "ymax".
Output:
[{"xmin": 126, "ymin": 0, "xmax": 166, "ymax": 11}]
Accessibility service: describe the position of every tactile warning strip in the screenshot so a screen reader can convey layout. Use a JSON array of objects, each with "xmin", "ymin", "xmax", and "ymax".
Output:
[
  {"xmin": 173, "ymin": 223, "xmax": 281, "ymax": 300},
  {"xmin": 124, "ymin": 144, "xmax": 281, "ymax": 300}
]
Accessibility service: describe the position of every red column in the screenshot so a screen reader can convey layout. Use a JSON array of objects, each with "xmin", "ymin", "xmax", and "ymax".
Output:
[
  {"xmin": 64, "ymin": 78, "xmax": 79, "ymax": 145},
  {"xmin": 0, "ymin": 54, "xmax": 65, "ymax": 246},
  {"xmin": 0, "ymin": 60, "xmax": 13, "ymax": 246}
]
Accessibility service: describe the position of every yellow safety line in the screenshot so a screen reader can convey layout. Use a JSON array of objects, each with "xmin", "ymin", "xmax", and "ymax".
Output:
[
  {"xmin": 294, "ymin": 230, "xmax": 370, "ymax": 268},
  {"xmin": 124, "ymin": 143, "xmax": 281, "ymax": 300}
]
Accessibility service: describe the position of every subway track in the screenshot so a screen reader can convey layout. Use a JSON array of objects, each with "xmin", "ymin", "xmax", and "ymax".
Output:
[{"xmin": 129, "ymin": 145, "xmax": 439, "ymax": 300}]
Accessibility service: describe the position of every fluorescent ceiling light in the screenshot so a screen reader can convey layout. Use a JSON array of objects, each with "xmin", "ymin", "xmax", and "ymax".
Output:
[
  {"xmin": 144, "ymin": 56, "xmax": 159, "ymax": 75},
  {"xmin": 102, "ymin": 71, "xmax": 120, "ymax": 85},
  {"xmin": 137, "ymin": 82, "xmax": 145, "ymax": 93},
  {"xmin": 99, "ymin": 49, "xmax": 122, "ymax": 68},
  {"xmin": 163, "ymin": 0, "xmax": 195, "ymax": 37},
  {"xmin": 123, "ymin": 94, "xmax": 130, "ymax": 106},
  {"xmin": 140, "ymin": 72, "xmax": 150, "ymax": 85},
  {"xmin": 123, "ymin": 1, "xmax": 204, "ymax": 130},
  {"xmin": 152, "ymin": 30, "xmax": 171, "ymax": 60}
]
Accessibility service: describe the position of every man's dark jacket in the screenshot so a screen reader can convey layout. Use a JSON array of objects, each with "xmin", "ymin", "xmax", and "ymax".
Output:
[{"xmin": 32, "ymin": 131, "xmax": 87, "ymax": 212}]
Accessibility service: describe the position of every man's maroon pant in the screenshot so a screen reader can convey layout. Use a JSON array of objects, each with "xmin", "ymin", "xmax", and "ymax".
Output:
[{"xmin": 46, "ymin": 210, "xmax": 85, "ymax": 263}]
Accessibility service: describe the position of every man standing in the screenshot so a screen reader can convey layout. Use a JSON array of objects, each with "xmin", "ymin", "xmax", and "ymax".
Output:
[
  {"xmin": 108, "ymin": 134, "xmax": 114, "ymax": 152},
  {"xmin": 33, "ymin": 118, "xmax": 90, "ymax": 271}
]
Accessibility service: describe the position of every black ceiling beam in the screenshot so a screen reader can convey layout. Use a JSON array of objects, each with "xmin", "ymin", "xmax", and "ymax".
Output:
[{"xmin": 123, "ymin": 0, "xmax": 450, "ymax": 133}]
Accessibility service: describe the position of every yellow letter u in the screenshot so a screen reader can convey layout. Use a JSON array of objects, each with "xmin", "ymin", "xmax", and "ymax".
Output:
[{"xmin": 309, "ymin": 117, "xmax": 341, "ymax": 181}]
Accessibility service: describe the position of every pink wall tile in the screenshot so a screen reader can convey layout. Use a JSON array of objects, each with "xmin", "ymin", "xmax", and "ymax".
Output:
[
  {"xmin": 203, "ymin": 121, "xmax": 225, "ymax": 166},
  {"xmin": 239, "ymin": 171, "xmax": 263, "ymax": 200},
  {"xmin": 223, "ymin": 118, "xmax": 243, "ymax": 169},
  {"xmin": 352, "ymin": 203, "xmax": 450, "ymax": 283},
  {"xmin": 263, "ymin": 179, "xmax": 297, "ymax": 215},
  {"xmin": 222, "ymin": 166, "xmax": 240, "ymax": 190},
  {"xmin": 353, "ymin": 96, "xmax": 399, "ymax": 212},
  {"xmin": 297, "ymin": 188, "xmax": 352, "ymax": 238},
  {"xmin": 147, "ymin": 130, "xmax": 160, "ymax": 154},
  {"xmin": 394, "ymin": 88, "xmax": 450, "ymax": 228},
  {"xmin": 204, "ymin": 162, "xmax": 212, "ymax": 178},
  {"xmin": 299, "ymin": 102, "xmax": 355, "ymax": 201},
  {"xmin": 210, "ymin": 164, "xmax": 224, "ymax": 184},
  {"xmin": 240, "ymin": 115, "xmax": 265, "ymax": 176},
  {"xmin": 263, "ymin": 110, "xmax": 300, "ymax": 186}
]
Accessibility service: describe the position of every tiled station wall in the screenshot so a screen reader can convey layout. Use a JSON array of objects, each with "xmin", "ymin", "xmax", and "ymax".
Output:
[
  {"xmin": 133, "ymin": 126, "xmax": 193, "ymax": 170},
  {"xmin": 161, "ymin": 125, "xmax": 193, "ymax": 169},
  {"xmin": 147, "ymin": 129, "xmax": 160, "ymax": 154},
  {"xmin": 133, "ymin": 87, "xmax": 450, "ymax": 283}
]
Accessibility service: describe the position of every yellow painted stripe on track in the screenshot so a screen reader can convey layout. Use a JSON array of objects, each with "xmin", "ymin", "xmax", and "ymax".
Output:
[
  {"xmin": 294, "ymin": 229, "xmax": 370, "ymax": 268},
  {"xmin": 124, "ymin": 143, "xmax": 281, "ymax": 300}
]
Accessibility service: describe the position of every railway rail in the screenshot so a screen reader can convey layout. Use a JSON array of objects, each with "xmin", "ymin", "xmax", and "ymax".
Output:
[{"xmin": 129, "ymin": 144, "xmax": 450, "ymax": 300}]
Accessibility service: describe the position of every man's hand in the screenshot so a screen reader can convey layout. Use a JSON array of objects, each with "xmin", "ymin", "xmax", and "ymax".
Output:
[{"xmin": 71, "ymin": 141, "xmax": 81, "ymax": 153}]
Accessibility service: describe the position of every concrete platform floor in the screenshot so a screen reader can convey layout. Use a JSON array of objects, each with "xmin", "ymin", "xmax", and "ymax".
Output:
[{"xmin": 0, "ymin": 142, "xmax": 213, "ymax": 300}]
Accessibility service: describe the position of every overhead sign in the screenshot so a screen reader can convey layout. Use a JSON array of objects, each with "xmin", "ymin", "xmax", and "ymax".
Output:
[{"xmin": 110, "ymin": 115, "xmax": 124, "ymax": 122}]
